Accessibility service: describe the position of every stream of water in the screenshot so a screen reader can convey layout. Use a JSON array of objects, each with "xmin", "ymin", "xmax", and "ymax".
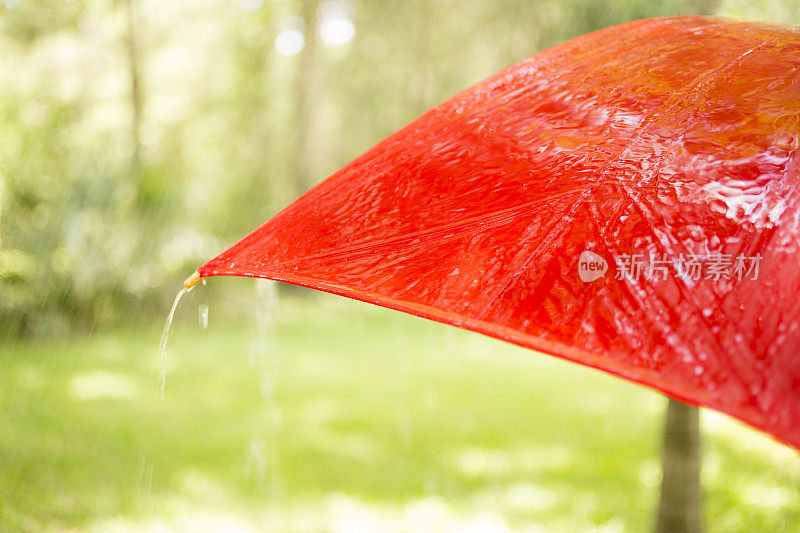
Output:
[
  {"xmin": 156, "ymin": 278, "xmax": 280, "ymax": 498},
  {"xmin": 248, "ymin": 279, "xmax": 281, "ymax": 495},
  {"xmin": 158, "ymin": 286, "xmax": 194, "ymax": 401}
]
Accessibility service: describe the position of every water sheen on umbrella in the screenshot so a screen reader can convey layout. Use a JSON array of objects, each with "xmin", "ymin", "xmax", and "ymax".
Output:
[{"xmin": 197, "ymin": 17, "xmax": 800, "ymax": 450}]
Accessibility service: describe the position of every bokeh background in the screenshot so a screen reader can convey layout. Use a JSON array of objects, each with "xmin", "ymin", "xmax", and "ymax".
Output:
[{"xmin": 1, "ymin": 0, "xmax": 799, "ymax": 531}]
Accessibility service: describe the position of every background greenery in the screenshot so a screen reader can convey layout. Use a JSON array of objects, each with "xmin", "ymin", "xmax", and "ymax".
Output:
[
  {"xmin": 1, "ymin": 0, "xmax": 799, "ymax": 531},
  {"xmin": 3, "ymin": 294, "xmax": 800, "ymax": 532},
  {"xmin": 7, "ymin": 0, "xmax": 799, "ymax": 336}
]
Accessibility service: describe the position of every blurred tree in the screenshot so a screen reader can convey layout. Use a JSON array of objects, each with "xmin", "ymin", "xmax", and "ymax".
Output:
[
  {"xmin": 123, "ymin": 0, "xmax": 143, "ymax": 167},
  {"xmin": 291, "ymin": 0, "xmax": 319, "ymax": 197}
]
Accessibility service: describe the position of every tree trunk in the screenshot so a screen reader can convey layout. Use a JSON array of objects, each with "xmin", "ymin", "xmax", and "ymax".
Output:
[
  {"xmin": 124, "ymin": 0, "xmax": 143, "ymax": 167},
  {"xmin": 291, "ymin": 0, "xmax": 319, "ymax": 198},
  {"xmin": 655, "ymin": 398, "xmax": 703, "ymax": 533}
]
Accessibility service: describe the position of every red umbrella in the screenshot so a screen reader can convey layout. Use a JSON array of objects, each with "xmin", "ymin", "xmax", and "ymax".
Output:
[{"xmin": 189, "ymin": 17, "xmax": 800, "ymax": 450}]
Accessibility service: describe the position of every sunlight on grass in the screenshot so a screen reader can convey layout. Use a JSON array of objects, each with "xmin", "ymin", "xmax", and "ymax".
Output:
[
  {"xmin": 69, "ymin": 371, "xmax": 137, "ymax": 400},
  {"xmin": 451, "ymin": 446, "xmax": 572, "ymax": 479}
]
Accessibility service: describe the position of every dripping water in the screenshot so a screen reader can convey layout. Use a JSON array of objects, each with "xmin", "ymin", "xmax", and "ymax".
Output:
[
  {"xmin": 199, "ymin": 303, "xmax": 209, "ymax": 330},
  {"xmin": 159, "ymin": 285, "xmax": 195, "ymax": 401},
  {"xmin": 148, "ymin": 280, "xmax": 201, "ymax": 509},
  {"xmin": 136, "ymin": 453, "xmax": 154, "ymax": 505},
  {"xmin": 247, "ymin": 278, "xmax": 281, "ymax": 496}
]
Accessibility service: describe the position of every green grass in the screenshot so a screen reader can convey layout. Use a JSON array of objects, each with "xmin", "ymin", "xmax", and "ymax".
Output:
[{"xmin": 1, "ymin": 290, "xmax": 799, "ymax": 532}]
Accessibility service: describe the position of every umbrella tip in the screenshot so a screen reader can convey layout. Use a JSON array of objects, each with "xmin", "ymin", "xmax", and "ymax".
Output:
[{"xmin": 183, "ymin": 271, "xmax": 202, "ymax": 290}]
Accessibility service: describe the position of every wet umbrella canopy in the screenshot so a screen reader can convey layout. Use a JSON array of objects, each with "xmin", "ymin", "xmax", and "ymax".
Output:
[{"xmin": 194, "ymin": 17, "xmax": 800, "ymax": 450}]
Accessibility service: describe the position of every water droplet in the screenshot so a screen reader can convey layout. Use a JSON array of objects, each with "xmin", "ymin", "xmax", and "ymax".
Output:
[
  {"xmin": 708, "ymin": 198, "xmax": 728, "ymax": 216},
  {"xmin": 199, "ymin": 304, "xmax": 209, "ymax": 330},
  {"xmin": 694, "ymin": 365, "xmax": 704, "ymax": 376},
  {"xmin": 687, "ymin": 225, "xmax": 705, "ymax": 240}
]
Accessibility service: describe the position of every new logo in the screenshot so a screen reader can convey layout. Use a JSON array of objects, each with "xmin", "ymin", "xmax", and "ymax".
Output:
[{"xmin": 578, "ymin": 250, "xmax": 608, "ymax": 282}]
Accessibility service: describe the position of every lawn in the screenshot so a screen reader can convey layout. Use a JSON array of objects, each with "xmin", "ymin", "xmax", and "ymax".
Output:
[{"xmin": 1, "ymin": 285, "xmax": 798, "ymax": 532}]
